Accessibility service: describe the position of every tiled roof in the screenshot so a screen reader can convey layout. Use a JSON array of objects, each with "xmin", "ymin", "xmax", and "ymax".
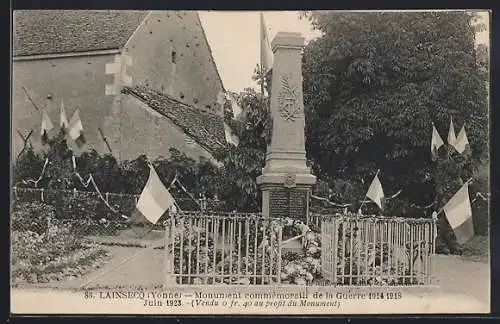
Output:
[
  {"xmin": 13, "ymin": 10, "xmax": 148, "ymax": 56},
  {"xmin": 122, "ymin": 86, "xmax": 227, "ymax": 154}
]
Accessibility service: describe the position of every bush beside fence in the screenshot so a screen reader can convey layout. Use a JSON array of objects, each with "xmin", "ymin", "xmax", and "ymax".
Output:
[
  {"xmin": 12, "ymin": 187, "xmax": 228, "ymax": 221},
  {"xmin": 11, "ymin": 201, "xmax": 112, "ymax": 285}
]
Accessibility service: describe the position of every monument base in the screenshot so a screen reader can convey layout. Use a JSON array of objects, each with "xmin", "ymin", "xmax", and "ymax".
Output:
[{"xmin": 257, "ymin": 172, "xmax": 316, "ymax": 222}]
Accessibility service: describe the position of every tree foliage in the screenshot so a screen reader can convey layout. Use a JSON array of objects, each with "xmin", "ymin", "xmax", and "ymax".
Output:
[
  {"xmin": 214, "ymin": 77, "xmax": 271, "ymax": 212},
  {"xmin": 302, "ymin": 11, "xmax": 488, "ymax": 210}
]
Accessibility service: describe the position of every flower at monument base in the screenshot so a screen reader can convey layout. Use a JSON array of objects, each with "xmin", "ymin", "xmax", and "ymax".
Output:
[{"xmin": 234, "ymin": 277, "xmax": 250, "ymax": 285}]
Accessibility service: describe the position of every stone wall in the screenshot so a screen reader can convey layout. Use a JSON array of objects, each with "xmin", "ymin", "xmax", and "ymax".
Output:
[{"xmin": 12, "ymin": 53, "xmax": 117, "ymax": 159}]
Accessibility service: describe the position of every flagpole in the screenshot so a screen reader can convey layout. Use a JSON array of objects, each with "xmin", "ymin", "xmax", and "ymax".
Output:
[
  {"xmin": 146, "ymin": 159, "xmax": 154, "ymax": 170},
  {"xmin": 260, "ymin": 11, "xmax": 265, "ymax": 101},
  {"xmin": 357, "ymin": 169, "xmax": 380, "ymax": 215},
  {"xmin": 260, "ymin": 78, "xmax": 265, "ymax": 101}
]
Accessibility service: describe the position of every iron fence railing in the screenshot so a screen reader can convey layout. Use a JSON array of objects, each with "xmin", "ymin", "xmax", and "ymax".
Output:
[
  {"xmin": 164, "ymin": 212, "xmax": 283, "ymax": 285},
  {"xmin": 319, "ymin": 213, "xmax": 436, "ymax": 286}
]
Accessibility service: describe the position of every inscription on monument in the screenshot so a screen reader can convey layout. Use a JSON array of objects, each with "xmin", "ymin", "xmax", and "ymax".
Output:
[
  {"xmin": 269, "ymin": 189, "xmax": 289, "ymax": 219},
  {"xmin": 289, "ymin": 190, "xmax": 307, "ymax": 221},
  {"xmin": 269, "ymin": 189, "xmax": 308, "ymax": 221}
]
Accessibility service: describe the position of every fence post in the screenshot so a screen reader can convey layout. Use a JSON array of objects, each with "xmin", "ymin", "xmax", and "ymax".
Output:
[
  {"xmin": 277, "ymin": 225, "xmax": 283, "ymax": 284},
  {"xmin": 164, "ymin": 214, "xmax": 175, "ymax": 287},
  {"xmin": 431, "ymin": 214, "xmax": 437, "ymax": 285},
  {"xmin": 73, "ymin": 188, "xmax": 77, "ymax": 198},
  {"xmin": 41, "ymin": 188, "xmax": 45, "ymax": 202},
  {"xmin": 105, "ymin": 192, "xmax": 109, "ymax": 202},
  {"xmin": 46, "ymin": 216, "xmax": 52, "ymax": 237}
]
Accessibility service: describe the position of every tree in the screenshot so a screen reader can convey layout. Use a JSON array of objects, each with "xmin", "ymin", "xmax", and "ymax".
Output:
[
  {"xmin": 40, "ymin": 130, "xmax": 75, "ymax": 189},
  {"xmin": 216, "ymin": 146, "xmax": 266, "ymax": 212},
  {"xmin": 74, "ymin": 149, "xmax": 122, "ymax": 193},
  {"xmin": 213, "ymin": 68, "xmax": 272, "ymax": 212},
  {"xmin": 232, "ymin": 86, "xmax": 271, "ymax": 151},
  {"xmin": 301, "ymin": 11, "xmax": 488, "ymax": 214},
  {"xmin": 12, "ymin": 147, "xmax": 44, "ymax": 187}
]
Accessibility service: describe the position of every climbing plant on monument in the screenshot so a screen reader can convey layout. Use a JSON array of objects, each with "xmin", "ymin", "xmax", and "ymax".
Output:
[{"xmin": 300, "ymin": 11, "xmax": 488, "ymax": 210}]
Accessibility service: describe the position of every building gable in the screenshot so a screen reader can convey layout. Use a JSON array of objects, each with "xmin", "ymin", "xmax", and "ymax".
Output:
[
  {"xmin": 12, "ymin": 10, "xmax": 230, "ymax": 162},
  {"xmin": 122, "ymin": 11, "xmax": 226, "ymax": 116}
]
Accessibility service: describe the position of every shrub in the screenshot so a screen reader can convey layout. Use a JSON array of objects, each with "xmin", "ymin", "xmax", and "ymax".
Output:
[
  {"xmin": 11, "ymin": 201, "xmax": 56, "ymax": 234},
  {"xmin": 11, "ymin": 219, "xmax": 111, "ymax": 285}
]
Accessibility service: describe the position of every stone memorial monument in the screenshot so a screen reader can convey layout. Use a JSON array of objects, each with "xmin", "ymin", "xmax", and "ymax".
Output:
[{"xmin": 256, "ymin": 32, "xmax": 316, "ymax": 222}]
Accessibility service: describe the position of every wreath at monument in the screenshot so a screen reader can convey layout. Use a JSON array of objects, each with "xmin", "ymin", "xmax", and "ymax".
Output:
[{"xmin": 278, "ymin": 217, "xmax": 322, "ymax": 285}]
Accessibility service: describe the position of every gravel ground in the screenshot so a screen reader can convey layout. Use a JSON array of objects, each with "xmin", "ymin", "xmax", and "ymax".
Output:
[{"xmin": 11, "ymin": 245, "xmax": 490, "ymax": 314}]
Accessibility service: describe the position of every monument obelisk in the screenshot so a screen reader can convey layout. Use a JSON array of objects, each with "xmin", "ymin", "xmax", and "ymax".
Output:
[{"xmin": 256, "ymin": 32, "xmax": 316, "ymax": 221}]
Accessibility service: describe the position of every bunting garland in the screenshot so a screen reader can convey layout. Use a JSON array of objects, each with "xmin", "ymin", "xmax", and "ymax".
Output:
[
  {"xmin": 72, "ymin": 156, "xmax": 183, "ymax": 220},
  {"xmin": 18, "ymin": 107, "xmax": 486, "ymax": 221},
  {"xmin": 20, "ymin": 158, "xmax": 49, "ymax": 187},
  {"xmin": 310, "ymin": 189, "xmax": 488, "ymax": 212},
  {"xmin": 364, "ymin": 170, "xmax": 385, "ymax": 210},
  {"xmin": 73, "ymin": 171, "xmax": 119, "ymax": 213},
  {"xmin": 17, "ymin": 155, "xmax": 489, "ymax": 216},
  {"xmin": 311, "ymin": 189, "xmax": 402, "ymax": 208}
]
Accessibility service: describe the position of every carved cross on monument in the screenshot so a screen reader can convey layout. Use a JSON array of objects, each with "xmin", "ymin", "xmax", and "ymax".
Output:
[{"xmin": 257, "ymin": 32, "xmax": 316, "ymax": 222}]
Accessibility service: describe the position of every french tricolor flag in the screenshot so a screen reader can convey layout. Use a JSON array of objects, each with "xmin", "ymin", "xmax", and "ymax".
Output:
[{"xmin": 68, "ymin": 109, "xmax": 86, "ymax": 148}]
